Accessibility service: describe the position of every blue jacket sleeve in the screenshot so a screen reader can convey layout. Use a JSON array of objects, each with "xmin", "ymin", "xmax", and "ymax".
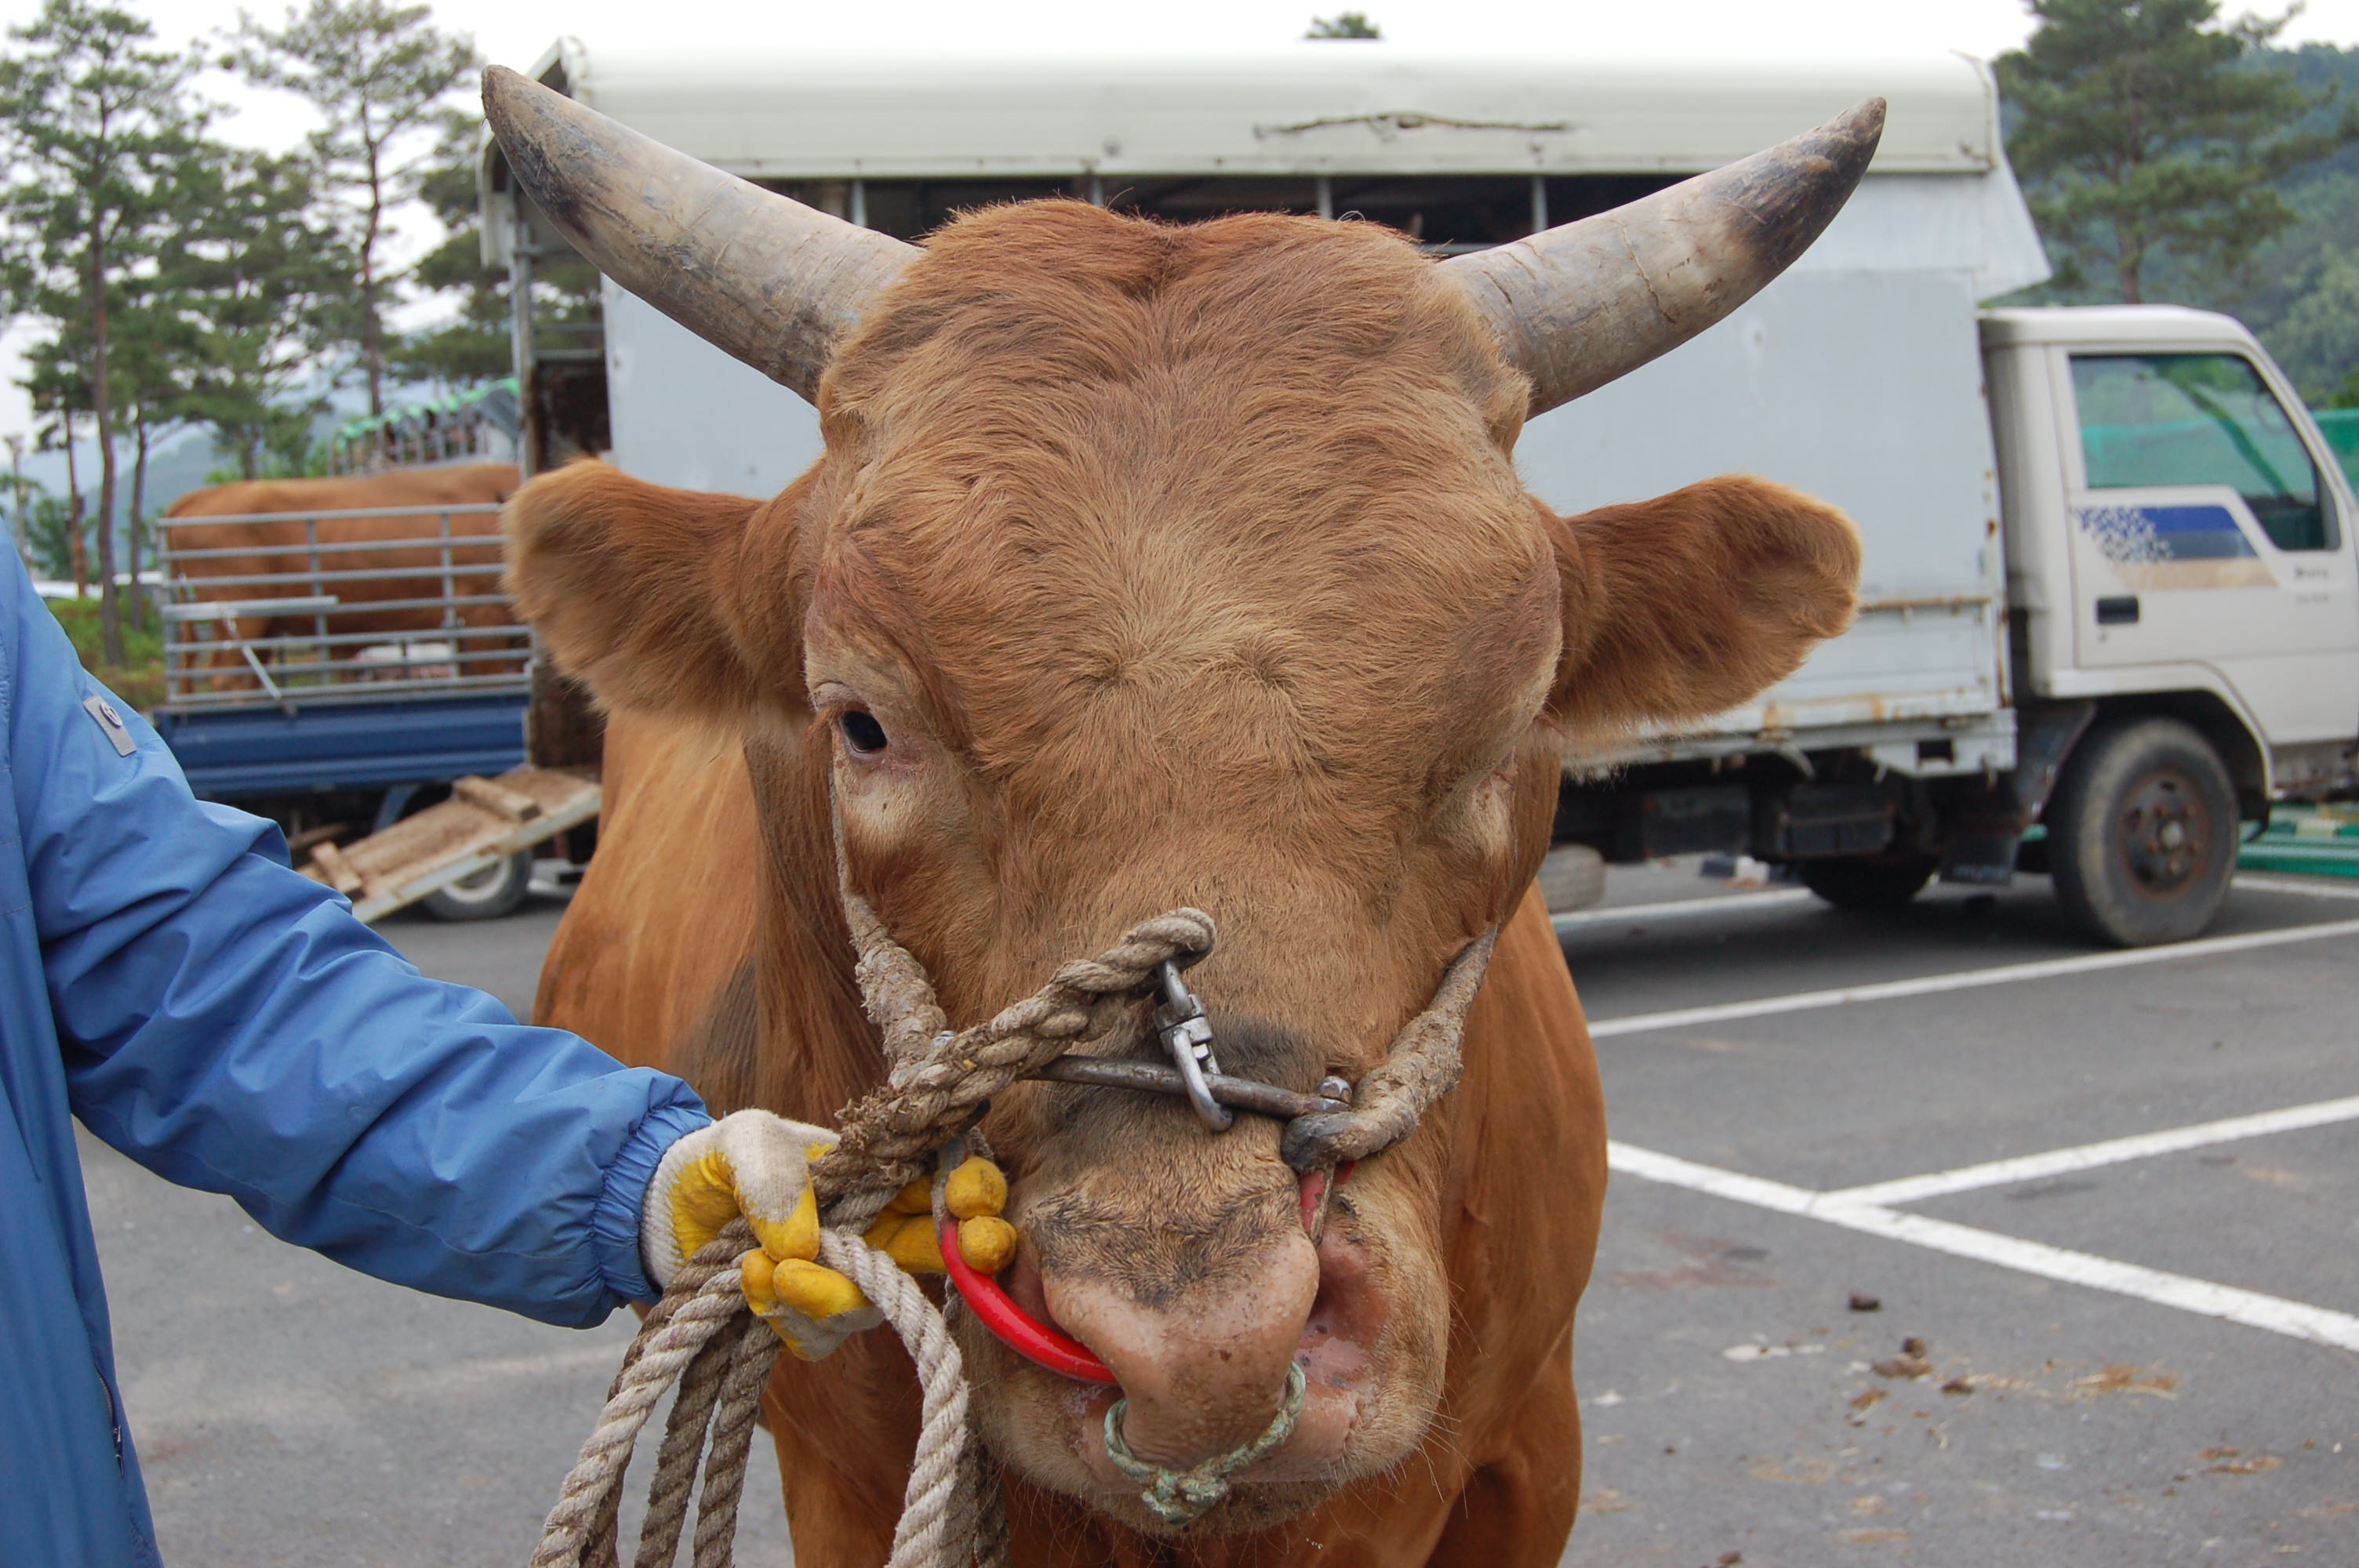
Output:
[{"xmin": 11, "ymin": 570, "xmax": 709, "ymax": 1327}]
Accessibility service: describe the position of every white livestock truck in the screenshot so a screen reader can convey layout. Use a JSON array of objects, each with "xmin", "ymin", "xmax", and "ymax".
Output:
[{"xmin": 482, "ymin": 44, "xmax": 2359, "ymax": 946}]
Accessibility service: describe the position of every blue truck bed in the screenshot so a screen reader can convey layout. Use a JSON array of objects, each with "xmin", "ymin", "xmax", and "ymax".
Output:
[{"xmin": 152, "ymin": 695, "xmax": 529, "ymax": 802}]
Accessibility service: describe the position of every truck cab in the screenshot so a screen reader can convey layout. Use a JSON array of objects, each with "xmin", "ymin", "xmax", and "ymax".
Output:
[
  {"xmin": 1985, "ymin": 306, "xmax": 2359, "ymax": 796},
  {"xmin": 1551, "ymin": 303, "xmax": 2359, "ymax": 948},
  {"xmin": 1972, "ymin": 306, "xmax": 2359, "ymax": 941}
]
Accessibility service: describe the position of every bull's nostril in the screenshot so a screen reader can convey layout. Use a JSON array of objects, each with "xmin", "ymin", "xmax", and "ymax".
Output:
[
  {"xmin": 1041, "ymin": 1228, "xmax": 1321, "ymax": 1472},
  {"xmin": 1003, "ymin": 1245, "xmax": 1053, "ymax": 1327},
  {"xmin": 1104, "ymin": 1362, "xmax": 1309, "ymax": 1526}
]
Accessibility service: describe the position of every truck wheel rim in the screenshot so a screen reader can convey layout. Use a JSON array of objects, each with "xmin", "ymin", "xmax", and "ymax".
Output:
[
  {"xmin": 441, "ymin": 858, "xmax": 518, "ymax": 904},
  {"xmin": 2116, "ymin": 767, "xmax": 2208, "ymax": 898}
]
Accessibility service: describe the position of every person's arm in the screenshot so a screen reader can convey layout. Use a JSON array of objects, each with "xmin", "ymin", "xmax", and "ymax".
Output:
[{"xmin": 9, "ymin": 568, "xmax": 707, "ymax": 1327}]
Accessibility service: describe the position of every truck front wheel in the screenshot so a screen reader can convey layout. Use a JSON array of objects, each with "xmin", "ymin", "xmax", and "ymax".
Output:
[
  {"xmin": 2046, "ymin": 717, "xmax": 2236, "ymax": 947},
  {"xmin": 1798, "ymin": 851, "xmax": 1939, "ymax": 910},
  {"xmin": 421, "ymin": 850, "xmax": 536, "ymax": 922}
]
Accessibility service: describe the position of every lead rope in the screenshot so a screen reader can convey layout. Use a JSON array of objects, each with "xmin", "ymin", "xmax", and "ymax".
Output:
[
  {"xmin": 529, "ymin": 902, "xmax": 1214, "ymax": 1568},
  {"xmin": 530, "ymin": 856, "xmax": 1500, "ymax": 1566}
]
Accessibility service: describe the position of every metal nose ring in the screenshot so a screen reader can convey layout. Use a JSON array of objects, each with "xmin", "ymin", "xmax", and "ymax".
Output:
[{"xmin": 1152, "ymin": 956, "xmax": 1234, "ymax": 1131}]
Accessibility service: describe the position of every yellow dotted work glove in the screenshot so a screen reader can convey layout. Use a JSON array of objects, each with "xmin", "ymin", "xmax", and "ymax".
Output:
[
  {"xmin": 858, "ymin": 1159, "xmax": 1017, "ymax": 1277},
  {"xmin": 641, "ymin": 1109, "xmax": 1019, "ymax": 1361}
]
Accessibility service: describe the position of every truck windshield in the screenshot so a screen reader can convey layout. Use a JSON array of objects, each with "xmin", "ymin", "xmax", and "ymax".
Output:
[{"xmin": 2071, "ymin": 353, "xmax": 2335, "ymax": 553}]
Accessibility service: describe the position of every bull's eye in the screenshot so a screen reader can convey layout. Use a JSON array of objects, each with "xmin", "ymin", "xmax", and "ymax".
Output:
[{"xmin": 838, "ymin": 708, "xmax": 889, "ymax": 757}]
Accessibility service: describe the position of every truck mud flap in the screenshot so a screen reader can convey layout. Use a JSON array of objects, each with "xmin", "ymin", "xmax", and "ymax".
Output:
[{"xmin": 1939, "ymin": 702, "xmax": 2099, "ymax": 885}]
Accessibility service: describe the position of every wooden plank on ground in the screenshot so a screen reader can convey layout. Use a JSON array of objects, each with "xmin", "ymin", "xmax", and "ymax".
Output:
[
  {"xmin": 307, "ymin": 839, "xmax": 365, "ymax": 897},
  {"xmin": 453, "ymin": 774, "xmax": 543, "ymax": 822},
  {"xmin": 298, "ymin": 766, "xmax": 600, "ymax": 923}
]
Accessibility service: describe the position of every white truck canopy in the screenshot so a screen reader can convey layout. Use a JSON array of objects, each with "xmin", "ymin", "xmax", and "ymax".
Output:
[
  {"xmin": 489, "ymin": 45, "xmax": 2054, "ymax": 760},
  {"xmin": 484, "ymin": 42, "xmax": 2048, "ymax": 299},
  {"xmin": 520, "ymin": 41, "xmax": 1995, "ymax": 178}
]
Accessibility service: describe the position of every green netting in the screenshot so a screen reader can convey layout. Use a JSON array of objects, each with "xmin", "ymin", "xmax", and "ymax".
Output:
[
  {"xmin": 2313, "ymin": 408, "xmax": 2359, "ymax": 492},
  {"xmin": 329, "ymin": 377, "xmax": 521, "ymax": 459},
  {"xmin": 2073, "ymin": 354, "xmax": 2316, "ymax": 497},
  {"xmin": 2077, "ymin": 416, "xmax": 2315, "ymax": 496}
]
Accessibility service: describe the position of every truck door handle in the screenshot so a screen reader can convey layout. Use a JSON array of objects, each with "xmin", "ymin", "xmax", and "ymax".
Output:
[{"xmin": 2095, "ymin": 595, "xmax": 2141, "ymax": 626}]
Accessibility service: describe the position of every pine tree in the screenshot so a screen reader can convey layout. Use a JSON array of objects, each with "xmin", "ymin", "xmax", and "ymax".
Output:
[
  {"xmin": 391, "ymin": 106, "xmax": 602, "ymax": 395},
  {"xmin": 167, "ymin": 147, "xmax": 352, "ymax": 477},
  {"xmin": 389, "ymin": 108, "xmax": 517, "ymax": 391},
  {"xmin": 4, "ymin": 435, "xmax": 32, "ymax": 575},
  {"xmin": 17, "ymin": 347, "xmax": 89, "ymax": 592},
  {"xmin": 91, "ymin": 279, "xmax": 187, "ymax": 627},
  {"xmin": 230, "ymin": 0, "xmax": 478, "ymax": 418},
  {"xmin": 0, "ymin": 0, "xmax": 209, "ymax": 664},
  {"xmin": 1998, "ymin": 0, "xmax": 2359, "ymax": 303},
  {"xmin": 25, "ymin": 489, "xmax": 81, "ymax": 583}
]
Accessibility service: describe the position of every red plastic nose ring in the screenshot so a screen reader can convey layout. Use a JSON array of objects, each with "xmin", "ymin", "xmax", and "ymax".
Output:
[
  {"xmin": 940, "ymin": 1161, "xmax": 1358, "ymax": 1386},
  {"xmin": 938, "ymin": 1218, "xmax": 1118, "ymax": 1385}
]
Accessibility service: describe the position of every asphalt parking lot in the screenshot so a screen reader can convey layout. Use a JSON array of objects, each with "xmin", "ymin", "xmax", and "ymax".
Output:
[
  {"xmin": 76, "ymin": 861, "xmax": 2359, "ymax": 1566},
  {"xmin": 1566, "ymin": 862, "xmax": 2359, "ymax": 1566}
]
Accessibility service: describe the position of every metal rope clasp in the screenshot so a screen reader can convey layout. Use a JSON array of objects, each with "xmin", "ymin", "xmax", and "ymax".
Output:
[{"xmin": 1152, "ymin": 953, "xmax": 1233, "ymax": 1131}]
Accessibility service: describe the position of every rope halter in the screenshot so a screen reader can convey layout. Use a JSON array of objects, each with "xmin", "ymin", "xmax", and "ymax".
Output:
[
  {"xmin": 831, "ymin": 864, "xmax": 1501, "ymax": 1526},
  {"xmin": 534, "ymin": 840, "xmax": 1505, "ymax": 1565}
]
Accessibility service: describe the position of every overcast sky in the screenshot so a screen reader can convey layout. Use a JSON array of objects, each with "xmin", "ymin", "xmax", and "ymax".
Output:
[{"xmin": 6, "ymin": 0, "xmax": 2359, "ymax": 449}]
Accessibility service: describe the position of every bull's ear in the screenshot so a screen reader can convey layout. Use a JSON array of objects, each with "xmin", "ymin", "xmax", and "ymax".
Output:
[
  {"xmin": 1546, "ymin": 475, "xmax": 1861, "ymax": 739},
  {"xmin": 503, "ymin": 460, "xmax": 769, "ymax": 719}
]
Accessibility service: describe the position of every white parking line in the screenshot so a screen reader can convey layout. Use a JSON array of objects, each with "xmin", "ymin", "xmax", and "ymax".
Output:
[
  {"xmin": 1826, "ymin": 1094, "xmax": 2359, "ymax": 1207},
  {"xmin": 1551, "ymin": 888, "xmax": 1810, "ymax": 933},
  {"xmin": 1587, "ymin": 916, "xmax": 2359, "ymax": 1038},
  {"xmin": 2237, "ymin": 873, "xmax": 2359, "ymax": 902},
  {"xmin": 1609, "ymin": 1141, "xmax": 2359, "ymax": 1353},
  {"xmin": 1550, "ymin": 872, "xmax": 2355, "ymax": 940}
]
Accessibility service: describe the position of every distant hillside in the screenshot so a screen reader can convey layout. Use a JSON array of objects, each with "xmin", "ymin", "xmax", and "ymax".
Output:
[
  {"xmin": 2222, "ymin": 44, "xmax": 2359, "ymax": 402},
  {"xmin": 11, "ymin": 393, "xmax": 398, "ymax": 564},
  {"xmin": 15, "ymin": 406, "xmax": 349, "ymax": 528},
  {"xmin": 2004, "ymin": 43, "xmax": 2359, "ymax": 404},
  {"xmin": 15, "ymin": 423, "xmax": 215, "ymax": 528}
]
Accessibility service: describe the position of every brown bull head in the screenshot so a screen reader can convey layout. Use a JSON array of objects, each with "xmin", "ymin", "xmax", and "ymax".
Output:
[{"xmin": 490, "ymin": 65, "xmax": 1867, "ymax": 1540}]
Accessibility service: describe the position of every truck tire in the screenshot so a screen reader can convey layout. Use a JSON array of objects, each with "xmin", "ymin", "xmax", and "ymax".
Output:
[
  {"xmin": 1798, "ymin": 851, "xmax": 1939, "ymax": 910},
  {"xmin": 421, "ymin": 851, "xmax": 535, "ymax": 922},
  {"xmin": 2046, "ymin": 717, "xmax": 2236, "ymax": 947},
  {"xmin": 1536, "ymin": 844, "xmax": 1608, "ymax": 913}
]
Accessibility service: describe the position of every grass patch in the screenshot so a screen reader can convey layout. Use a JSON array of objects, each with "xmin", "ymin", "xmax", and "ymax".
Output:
[{"xmin": 45, "ymin": 596, "xmax": 167, "ymax": 712}]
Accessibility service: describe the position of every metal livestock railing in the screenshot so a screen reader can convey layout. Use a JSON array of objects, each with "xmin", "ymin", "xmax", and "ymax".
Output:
[{"xmin": 154, "ymin": 502, "xmax": 531, "ymax": 715}]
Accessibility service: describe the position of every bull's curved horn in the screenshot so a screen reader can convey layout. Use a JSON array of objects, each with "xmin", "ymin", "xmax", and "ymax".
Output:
[
  {"xmin": 482, "ymin": 65, "xmax": 916, "ymax": 403},
  {"xmin": 1445, "ymin": 98, "xmax": 1885, "ymax": 419}
]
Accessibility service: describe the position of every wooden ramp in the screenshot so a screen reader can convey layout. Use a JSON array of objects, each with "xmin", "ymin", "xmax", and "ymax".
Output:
[{"xmin": 300, "ymin": 766, "xmax": 601, "ymax": 923}]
